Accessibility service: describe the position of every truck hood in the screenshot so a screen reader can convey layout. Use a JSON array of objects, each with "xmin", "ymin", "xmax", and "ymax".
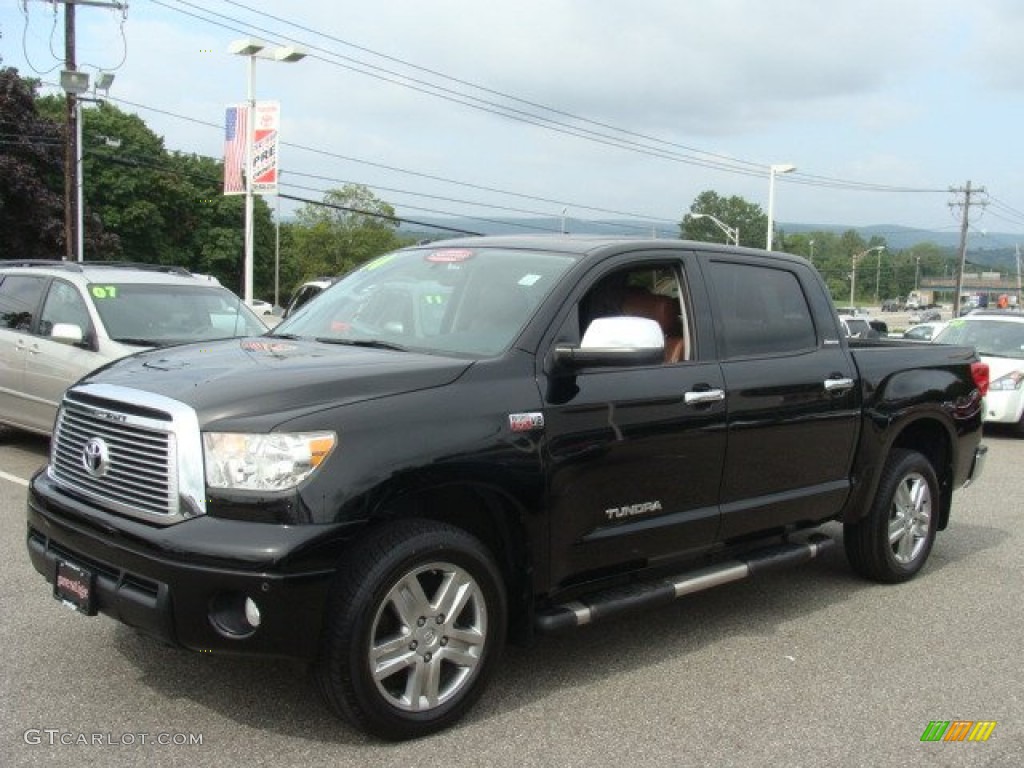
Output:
[{"xmin": 79, "ymin": 336, "xmax": 473, "ymax": 427}]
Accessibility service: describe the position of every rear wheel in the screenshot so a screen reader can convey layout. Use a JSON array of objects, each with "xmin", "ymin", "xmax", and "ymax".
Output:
[
  {"xmin": 315, "ymin": 520, "xmax": 506, "ymax": 740},
  {"xmin": 844, "ymin": 449, "xmax": 939, "ymax": 583}
]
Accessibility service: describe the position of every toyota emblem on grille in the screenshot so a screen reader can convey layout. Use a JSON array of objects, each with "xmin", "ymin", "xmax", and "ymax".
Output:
[{"xmin": 82, "ymin": 437, "xmax": 111, "ymax": 478}]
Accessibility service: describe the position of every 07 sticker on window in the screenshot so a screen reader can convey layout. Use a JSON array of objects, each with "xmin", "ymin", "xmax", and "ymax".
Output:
[{"xmin": 91, "ymin": 286, "xmax": 118, "ymax": 299}]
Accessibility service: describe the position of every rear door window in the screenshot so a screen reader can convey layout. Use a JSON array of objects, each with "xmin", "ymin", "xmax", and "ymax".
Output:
[
  {"xmin": 705, "ymin": 261, "xmax": 816, "ymax": 358},
  {"xmin": 0, "ymin": 275, "xmax": 47, "ymax": 331}
]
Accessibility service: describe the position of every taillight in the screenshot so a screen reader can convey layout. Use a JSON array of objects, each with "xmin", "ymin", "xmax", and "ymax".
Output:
[{"xmin": 971, "ymin": 361, "xmax": 989, "ymax": 397}]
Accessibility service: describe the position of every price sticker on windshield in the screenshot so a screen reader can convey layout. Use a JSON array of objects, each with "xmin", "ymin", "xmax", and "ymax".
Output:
[{"xmin": 90, "ymin": 286, "xmax": 118, "ymax": 299}]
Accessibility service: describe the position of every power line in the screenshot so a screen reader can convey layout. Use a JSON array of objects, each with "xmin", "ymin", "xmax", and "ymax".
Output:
[
  {"xmin": 106, "ymin": 94, "xmax": 684, "ymax": 226},
  {"xmin": 153, "ymin": 0, "xmax": 950, "ymax": 195},
  {"xmin": 106, "ymin": 92, "xmax": 966, "ymax": 239}
]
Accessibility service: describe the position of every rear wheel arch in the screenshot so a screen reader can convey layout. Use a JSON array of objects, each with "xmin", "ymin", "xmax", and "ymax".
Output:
[
  {"xmin": 844, "ymin": 416, "xmax": 954, "ymax": 529},
  {"xmin": 889, "ymin": 418, "xmax": 954, "ymax": 530},
  {"xmin": 844, "ymin": 447, "xmax": 940, "ymax": 583}
]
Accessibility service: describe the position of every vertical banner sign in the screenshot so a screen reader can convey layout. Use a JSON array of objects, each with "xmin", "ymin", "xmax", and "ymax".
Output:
[
  {"xmin": 251, "ymin": 101, "xmax": 280, "ymax": 195},
  {"xmin": 223, "ymin": 104, "xmax": 247, "ymax": 195}
]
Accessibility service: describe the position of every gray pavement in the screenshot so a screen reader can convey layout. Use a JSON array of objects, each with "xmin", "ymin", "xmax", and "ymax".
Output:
[{"xmin": 1, "ymin": 427, "xmax": 1021, "ymax": 767}]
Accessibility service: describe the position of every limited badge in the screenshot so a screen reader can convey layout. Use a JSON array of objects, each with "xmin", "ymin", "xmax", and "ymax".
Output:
[{"xmin": 508, "ymin": 412, "xmax": 544, "ymax": 432}]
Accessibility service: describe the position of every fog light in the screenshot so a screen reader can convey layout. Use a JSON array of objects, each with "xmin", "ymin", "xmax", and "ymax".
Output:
[
  {"xmin": 209, "ymin": 591, "xmax": 260, "ymax": 638},
  {"xmin": 244, "ymin": 597, "xmax": 261, "ymax": 628}
]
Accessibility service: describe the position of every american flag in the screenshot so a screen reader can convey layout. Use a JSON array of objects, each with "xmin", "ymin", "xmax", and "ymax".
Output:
[{"xmin": 223, "ymin": 105, "xmax": 248, "ymax": 195}]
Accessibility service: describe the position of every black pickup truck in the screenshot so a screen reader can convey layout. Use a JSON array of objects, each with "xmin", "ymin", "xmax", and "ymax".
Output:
[{"xmin": 26, "ymin": 236, "xmax": 988, "ymax": 739}]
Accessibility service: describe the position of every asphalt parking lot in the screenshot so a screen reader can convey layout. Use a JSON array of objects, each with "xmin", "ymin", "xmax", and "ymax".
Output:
[{"xmin": 1, "ymin": 428, "xmax": 1021, "ymax": 768}]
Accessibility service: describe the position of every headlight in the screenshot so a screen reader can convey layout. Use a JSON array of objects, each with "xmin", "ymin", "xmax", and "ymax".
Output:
[
  {"xmin": 203, "ymin": 431, "xmax": 336, "ymax": 491},
  {"xmin": 988, "ymin": 372, "xmax": 1024, "ymax": 392}
]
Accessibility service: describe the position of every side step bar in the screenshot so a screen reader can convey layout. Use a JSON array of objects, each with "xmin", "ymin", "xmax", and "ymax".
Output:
[{"xmin": 535, "ymin": 533, "xmax": 835, "ymax": 633}]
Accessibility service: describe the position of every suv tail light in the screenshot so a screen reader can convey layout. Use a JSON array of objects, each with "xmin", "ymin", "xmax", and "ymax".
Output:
[{"xmin": 970, "ymin": 361, "xmax": 989, "ymax": 397}]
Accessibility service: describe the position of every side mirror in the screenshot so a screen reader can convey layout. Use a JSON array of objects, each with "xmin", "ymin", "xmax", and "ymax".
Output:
[
  {"xmin": 50, "ymin": 322, "xmax": 85, "ymax": 345},
  {"xmin": 553, "ymin": 316, "xmax": 665, "ymax": 369}
]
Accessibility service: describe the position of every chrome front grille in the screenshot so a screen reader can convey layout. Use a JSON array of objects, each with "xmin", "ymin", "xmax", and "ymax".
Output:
[
  {"xmin": 52, "ymin": 403, "xmax": 176, "ymax": 517},
  {"xmin": 49, "ymin": 383, "xmax": 206, "ymax": 525}
]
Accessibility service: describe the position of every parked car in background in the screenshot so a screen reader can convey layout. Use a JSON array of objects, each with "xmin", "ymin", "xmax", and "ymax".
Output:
[
  {"xmin": 909, "ymin": 308, "xmax": 942, "ymax": 324},
  {"xmin": 283, "ymin": 277, "xmax": 339, "ymax": 318},
  {"xmin": 933, "ymin": 310, "xmax": 1024, "ymax": 432},
  {"xmin": 839, "ymin": 315, "xmax": 879, "ymax": 339},
  {"xmin": 248, "ymin": 299, "xmax": 274, "ymax": 315},
  {"xmin": 902, "ymin": 321, "xmax": 947, "ymax": 341},
  {"xmin": 0, "ymin": 260, "xmax": 267, "ymax": 435},
  {"xmin": 835, "ymin": 306, "xmax": 872, "ymax": 318}
]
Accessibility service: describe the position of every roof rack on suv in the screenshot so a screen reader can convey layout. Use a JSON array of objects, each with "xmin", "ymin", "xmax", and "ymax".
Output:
[
  {"xmin": 0, "ymin": 259, "xmax": 85, "ymax": 271},
  {"xmin": 0, "ymin": 260, "xmax": 193, "ymax": 276}
]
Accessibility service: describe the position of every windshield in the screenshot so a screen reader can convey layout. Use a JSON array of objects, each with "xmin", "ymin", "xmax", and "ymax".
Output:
[
  {"xmin": 90, "ymin": 282, "xmax": 267, "ymax": 345},
  {"xmin": 934, "ymin": 318, "xmax": 1024, "ymax": 359},
  {"xmin": 272, "ymin": 246, "xmax": 576, "ymax": 356}
]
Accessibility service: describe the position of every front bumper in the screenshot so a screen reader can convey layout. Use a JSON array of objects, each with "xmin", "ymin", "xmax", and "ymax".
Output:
[
  {"xmin": 982, "ymin": 390, "xmax": 1024, "ymax": 425},
  {"xmin": 26, "ymin": 470, "xmax": 352, "ymax": 660}
]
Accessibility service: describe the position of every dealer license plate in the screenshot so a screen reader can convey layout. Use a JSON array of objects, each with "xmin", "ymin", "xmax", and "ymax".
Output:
[{"xmin": 54, "ymin": 560, "xmax": 96, "ymax": 615}]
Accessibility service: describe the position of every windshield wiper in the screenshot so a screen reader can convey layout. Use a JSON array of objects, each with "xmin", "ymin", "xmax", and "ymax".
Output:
[
  {"xmin": 111, "ymin": 337, "xmax": 157, "ymax": 346},
  {"xmin": 315, "ymin": 337, "xmax": 408, "ymax": 352}
]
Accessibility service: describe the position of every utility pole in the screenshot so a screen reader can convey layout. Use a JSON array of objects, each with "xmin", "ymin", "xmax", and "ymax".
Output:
[
  {"xmin": 29, "ymin": 0, "xmax": 126, "ymax": 260},
  {"xmin": 1016, "ymin": 244, "xmax": 1022, "ymax": 308},
  {"xmin": 63, "ymin": 2, "xmax": 77, "ymax": 261},
  {"xmin": 950, "ymin": 181, "xmax": 987, "ymax": 317}
]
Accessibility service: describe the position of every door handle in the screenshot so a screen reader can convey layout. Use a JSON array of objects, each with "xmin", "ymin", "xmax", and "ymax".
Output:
[
  {"xmin": 684, "ymin": 388, "xmax": 725, "ymax": 405},
  {"xmin": 824, "ymin": 377, "xmax": 855, "ymax": 392}
]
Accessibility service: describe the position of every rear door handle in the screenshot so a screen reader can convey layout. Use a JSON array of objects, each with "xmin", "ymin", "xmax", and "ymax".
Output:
[
  {"xmin": 824, "ymin": 377, "xmax": 855, "ymax": 392},
  {"xmin": 684, "ymin": 388, "xmax": 725, "ymax": 405}
]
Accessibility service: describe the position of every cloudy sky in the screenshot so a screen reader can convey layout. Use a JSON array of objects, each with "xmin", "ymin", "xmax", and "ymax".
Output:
[{"xmin": 3, "ymin": 0, "xmax": 1023, "ymax": 242}]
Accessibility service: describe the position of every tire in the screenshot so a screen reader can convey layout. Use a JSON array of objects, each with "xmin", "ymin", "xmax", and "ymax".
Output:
[
  {"xmin": 844, "ymin": 449, "xmax": 939, "ymax": 583},
  {"xmin": 315, "ymin": 520, "xmax": 507, "ymax": 740}
]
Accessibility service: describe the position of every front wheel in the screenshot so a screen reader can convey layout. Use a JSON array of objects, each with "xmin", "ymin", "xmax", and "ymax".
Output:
[
  {"xmin": 315, "ymin": 520, "xmax": 506, "ymax": 740},
  {"xmin": 844, "ymin": 449, "xmax": 939, "ymax": 583}
]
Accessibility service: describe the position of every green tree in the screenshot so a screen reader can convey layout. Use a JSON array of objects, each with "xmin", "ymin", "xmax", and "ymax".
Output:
[
  {"xmin": 289, "ymin": 184, "xmax": 409, "ymax": 281},
  {"xmin": 0, "ymin": 68, "xmax": 66, "ymax": 258},
  {"xmin": 679, "ymin": 190, "xmax": 768, "ymax": 249}
]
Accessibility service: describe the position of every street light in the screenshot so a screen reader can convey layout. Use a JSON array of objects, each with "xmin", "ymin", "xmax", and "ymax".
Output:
[
  {"xmin": 691, "ymin": 213, "xmax": 739, "ymax": 246},
  {"xmin": 766, "ymin": 163, "xmax": 796, "ymax": 251},
  {"xmin": 850, "ymin": 246, "xmax": 885, "ymax": 307},
  {"xmin": 873, "ymin": 246, "xmax": 887, "ymax": 303},
  {"xmin": 229, "ymin": 38, "xmax": 306, "ymax": 305},
  {"xmin": 61, "ymin": 69, "xmax": 114, "ymax": 262}
]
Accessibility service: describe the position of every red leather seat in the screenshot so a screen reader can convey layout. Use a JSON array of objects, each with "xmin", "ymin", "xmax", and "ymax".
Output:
[{"xmin": 621, "ymin": 288, "xmax": 686, "ymax": 363}]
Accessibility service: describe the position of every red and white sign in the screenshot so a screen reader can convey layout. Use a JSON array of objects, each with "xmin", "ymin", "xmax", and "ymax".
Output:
[
  {"xmin": 251, "ymin": 101, "xmax": 280, "ymax": 194},
  {"xmin": 223, "ymin": 101, "xmax": 280, "ymax": 196}
]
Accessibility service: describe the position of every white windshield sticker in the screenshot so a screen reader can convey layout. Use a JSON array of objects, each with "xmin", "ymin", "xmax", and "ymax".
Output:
[{"xmin": 519, "ymin": 274, "xmax": 541, "ymax": 286}]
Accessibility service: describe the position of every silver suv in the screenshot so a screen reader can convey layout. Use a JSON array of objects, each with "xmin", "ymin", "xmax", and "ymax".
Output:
[{"xmin": 0, "ymin": 260, "xmax": 267, "ymax": 435}]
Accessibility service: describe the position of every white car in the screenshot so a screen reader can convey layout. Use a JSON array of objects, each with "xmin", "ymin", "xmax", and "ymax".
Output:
[
  {"xmin": 248, "ymin": 299, "xmax": 274, "ymax": 315},
  {"xmin": 902, "ymin": 321, "xmax": 947, "ymax": 341},
  {"xmin": 0, "ymin": 260, "xmax": 267, "ymax": 435},
  {"xmin": 933, "ymin": 311, "xmax": 1024, "ymax": 431}
]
